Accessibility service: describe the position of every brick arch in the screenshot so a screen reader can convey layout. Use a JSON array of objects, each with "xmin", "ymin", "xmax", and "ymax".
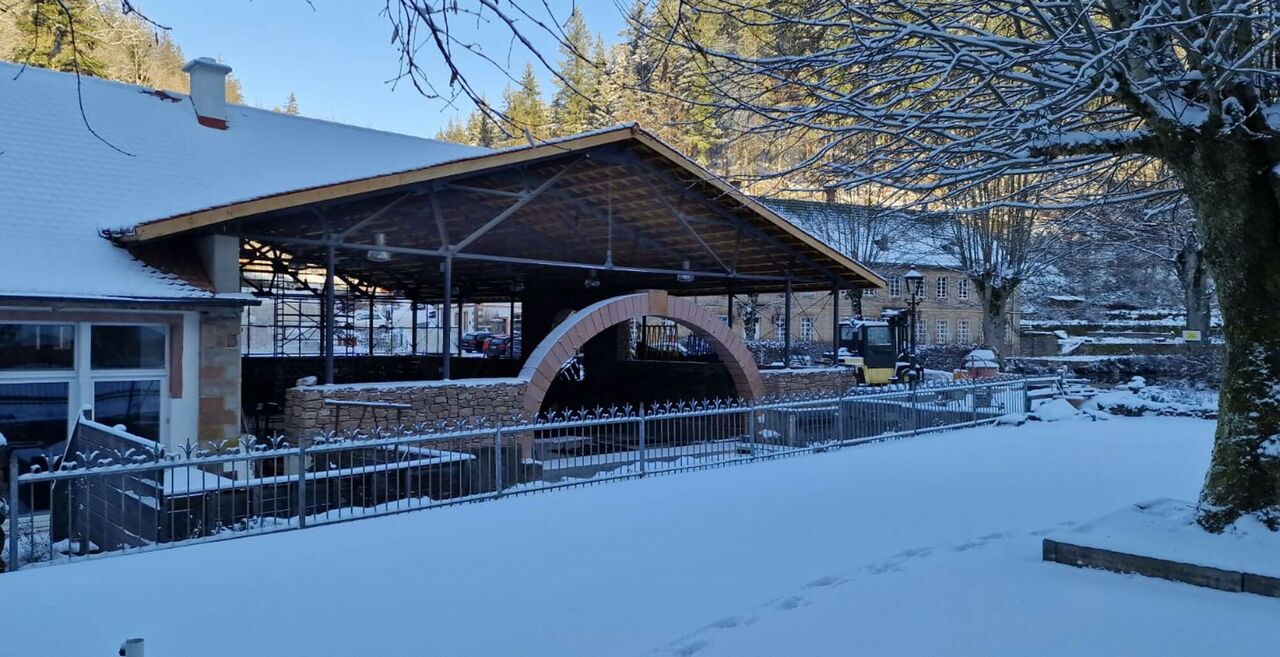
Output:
[{"xmin": 518, "ymin": 290, "xmax": 764, "ymax": 413}]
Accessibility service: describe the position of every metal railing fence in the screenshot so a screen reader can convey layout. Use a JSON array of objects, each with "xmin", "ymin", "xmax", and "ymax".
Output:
[{"xmin": 2, "ymin": 376, "xmax": 1060, "ymax": 571}]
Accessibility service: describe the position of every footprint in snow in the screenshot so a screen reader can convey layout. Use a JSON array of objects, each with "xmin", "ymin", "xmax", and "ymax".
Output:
[
  {"xmin": 895, "ymin": 546, "xmax": 934, "ymax": 559},
  {"xmin": 707, "ymin": 616, "xmax": 743, "ymax": 629},
  {"xmin": 775, "ymin": 596, "xmax": 807, "ymax": 611},
  {"xmin": 951, "ymin": 541, "xmax": 985, "ymax": 552},
  {"xmin": 673, "ymin": 639, "xmax": 711, "ymax": 656},
  {"xmin": 866, "ymin": 561, "xmax": 904, "ymax": 575},
  {"xmin": 806, "ymin": 574, "xmax": 843, "ymax": 588},
  {"xmin": 979, "ymin": 532, "xmax": 1007, "ymax": 541}
]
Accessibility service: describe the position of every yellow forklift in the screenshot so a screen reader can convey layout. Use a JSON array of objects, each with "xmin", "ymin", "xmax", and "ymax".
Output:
[{"xmin": 836, "ymin": 310, "xmax": 921, "ymax": 385}]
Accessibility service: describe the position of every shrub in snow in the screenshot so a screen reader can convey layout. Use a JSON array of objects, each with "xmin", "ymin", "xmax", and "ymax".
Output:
[
  {"xmin": 995, "ymin": 413, "xmax": 1028, "ymax": 426},
  {"xmin": 1030, "ymin": 398, "xmax": 1085, "ymax": 422},
  {"xmin": 1082, "ymin": 385, "xmax": 1217, "ymax": 419}
]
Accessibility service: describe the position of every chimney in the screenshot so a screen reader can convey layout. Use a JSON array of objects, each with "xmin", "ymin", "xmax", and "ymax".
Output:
[{"xmin": 183, "ymin": 57, "xmax": 232, "ymax": 129}]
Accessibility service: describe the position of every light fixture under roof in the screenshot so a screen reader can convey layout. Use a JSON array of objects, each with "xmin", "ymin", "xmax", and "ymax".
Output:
[
  {"xmin": 366, "ymin": 232, "xmax": 391, "ymax": 263},
  {"xmin": 584, "ymin": 270, "xmax": 601, "ymax": 288},
  {"xmin": 676, "ymin": 260, "xmax": 695, "ymax": 283}
]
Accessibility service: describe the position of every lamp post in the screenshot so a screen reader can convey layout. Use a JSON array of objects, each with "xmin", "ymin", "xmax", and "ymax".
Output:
[{"xmin": 903, "ymin": 269, "xmax": 925, "ymax": 382}]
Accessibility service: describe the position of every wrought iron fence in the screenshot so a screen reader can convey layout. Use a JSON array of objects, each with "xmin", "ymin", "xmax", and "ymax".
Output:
[{"xmin": 1, "ymin": 376, "xmax": 1060, "ymax": 571}]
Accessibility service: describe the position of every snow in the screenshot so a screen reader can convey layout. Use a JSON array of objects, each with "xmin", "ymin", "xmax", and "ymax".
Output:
[
  {"xmin": 1030, "ymin": 397, "xmax": 1086, "ymax": 421},
  {"xmin": 2, "ymin": 416, "xmax": 1274, "ymax": 656},
  {"xmin": 0, "ymin": 61, "xmax": 485, "ymax": 302},
  {"xmin": 1051, "ymin": 498, "xmax": 1280, "ymax": 579}
]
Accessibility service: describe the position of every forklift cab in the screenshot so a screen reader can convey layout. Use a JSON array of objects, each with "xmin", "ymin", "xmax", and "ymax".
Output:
[{"xmin": 837, "ymin": 320, "xmax": 899, "ymax": 384}]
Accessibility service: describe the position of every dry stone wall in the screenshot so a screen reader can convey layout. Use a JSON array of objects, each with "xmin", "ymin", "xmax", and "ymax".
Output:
[
  {"xmin": 760, "ymin": 367, "xmax": 860, "ymax": 398},
  {"xmin": 284, "ymin": 379, "xmax": 528, "ymax": 438}
]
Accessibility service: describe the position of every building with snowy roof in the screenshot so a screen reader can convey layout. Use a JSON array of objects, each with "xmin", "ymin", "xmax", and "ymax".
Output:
[{"xmin": 0, "ymin": 57, "xmax": 882, "ymax": 466}]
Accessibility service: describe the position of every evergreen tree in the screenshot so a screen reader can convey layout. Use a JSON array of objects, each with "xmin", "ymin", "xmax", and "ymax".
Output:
[
  {"xmin": 499, "ymin": 62, "xmax": 550, "ymax": 145},
  {"xmin": 435, "ymin": 115, "xmax": 469, "ymax": 144},
  {"xmin": 274, "ymin": 92, "xmax": 300, "ymax": 115},
  {"xmin": 9, "ymin": 0, "xmax": 106, "ymax": 76},
  {"xmin": 550, "ymin": 7, "xmax": 600, "ymax": 136},
  {"xmin": 465, "ymin": 101, "xmax": 499, "ymax": 148}
]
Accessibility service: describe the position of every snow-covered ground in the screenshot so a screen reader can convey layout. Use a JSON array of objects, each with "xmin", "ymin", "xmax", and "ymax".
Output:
[{"xmin": 2, "ymin": 417, "xmax": 1275, "ymax": 656}]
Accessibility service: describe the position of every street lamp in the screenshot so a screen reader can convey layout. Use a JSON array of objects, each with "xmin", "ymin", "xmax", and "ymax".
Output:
[{"xmin": 903, "ymin": 269, "xmax": 925, "ymax": 380}]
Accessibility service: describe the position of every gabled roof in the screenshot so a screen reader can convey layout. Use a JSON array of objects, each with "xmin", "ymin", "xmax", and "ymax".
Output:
[
  {"xmin": 760, "ymin": 198, "xmax": 962, "ymax": 270},
  {"xmin": 0, "ymin": 60, "xmax": 484, "ymax": 303}
]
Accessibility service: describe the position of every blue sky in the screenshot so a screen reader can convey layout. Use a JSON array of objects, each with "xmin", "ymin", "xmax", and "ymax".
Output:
[{"xmin": 157, "ymin": 1, "xmax": 627, "ymax": 138}]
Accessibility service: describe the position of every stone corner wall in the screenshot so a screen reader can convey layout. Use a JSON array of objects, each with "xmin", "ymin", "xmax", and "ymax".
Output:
[
  {"xmin": 198, "ymin": 310, "xmax": 243, "ymax": 443},
  {"xmin": 760, "ymin": 367, "xmax": 860, "ymax": 398},
  {"xmin": 283, "ymin": 378, "xmax": 529, "ymax": 438}
]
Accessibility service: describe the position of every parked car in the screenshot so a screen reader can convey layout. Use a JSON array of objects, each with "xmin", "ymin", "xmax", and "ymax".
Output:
[
  {"xmin": 484, "ymin": 334, "xmax": 522, "ymax": 358},
  {"xmin": 460, "ymin": 330, "xmax": 493, "ymax": 353}
]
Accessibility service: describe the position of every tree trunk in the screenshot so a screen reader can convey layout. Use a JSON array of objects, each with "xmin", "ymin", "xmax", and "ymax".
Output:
[
  {"xmin": 974, "ymin": 281, "xmax": 1014, "ymax": 357},
  {"xmin": 1176, "ymin": 239, "xmax": 1213, "ymax": 335},
  {"xmin": 1175, "ymin": 138, "xmax": 1280, "ymax": 531}
]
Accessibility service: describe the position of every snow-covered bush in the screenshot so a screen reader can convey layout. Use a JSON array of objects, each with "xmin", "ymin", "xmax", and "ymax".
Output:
[{"xmin": 1083, "ymin": 382, "xmax": 1217, "ymax": 419}]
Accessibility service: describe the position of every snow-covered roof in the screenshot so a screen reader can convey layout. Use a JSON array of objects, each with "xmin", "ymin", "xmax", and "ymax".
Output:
[
  {"xmin": 759, "ymin": 198, "xmax": 961, "ymax": 269},
  {"xmin": 0, "ymin": 61, "xmax": 488, "ymax": 303}
]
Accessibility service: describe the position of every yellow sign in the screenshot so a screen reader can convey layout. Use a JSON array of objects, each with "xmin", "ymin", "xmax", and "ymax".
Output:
[{"xmin": 1182, "ymin": 330, "xmax": 1202, "ymax": 342}]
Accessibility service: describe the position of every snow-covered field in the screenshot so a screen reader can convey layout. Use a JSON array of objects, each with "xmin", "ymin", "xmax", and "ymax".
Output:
[{"xmin": 2, "ymin": 417, "xmax": 1275, "ymax": 656}]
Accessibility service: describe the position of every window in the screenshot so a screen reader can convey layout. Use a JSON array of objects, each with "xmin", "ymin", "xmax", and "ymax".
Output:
[
  {"xmin": 936, "ymin": 320, "xmax": 949, "ymax": 344},
  {"xmin": 866, "ymin": 325, "xmax": 892, "ymax": 346},
  {"xmin": 0, "ymin": 321, "xmax": 170, "ymax": 450},
  {"xmin": 93, "ymin": 380, "xmax": 162, "ymax": 441},
  {"xmin": 936, "ymin": 276, "xmax": 948, "ymax": 299},
  {"xmin": 915, "ymin": 316, "xmax": 927, "ymax": 343},
  {"xmin": 863, "ymin": 288, "xmax": 876, "ymax": 297},
  {"xmin": 717, "ymin": 314, "xmax": 729, "ymax": 326},
  {"xmin": 91, "ymin": 325, "xmax": 166, "ymax": 370},
  {"xmin": 0, "ymin": 324, "xmax": 75, "ymax": 371},
  {"xmin": 888, "ymin": 275, "xmax": 902, "ymax": 297},
  {"xmin": 774, "ymin": 315, "xmax": 787, "ymax": 339},
  {"xmin": 0, "ymin": 381, "xmax": 70, "ymax": 448},
  {"xmin": 958, "ymin": 279, "xmax": 969, "ymax": 301},
  {"xmin": 800, "ymin": 317, "xmax": 815, "ymax": 341},
  {"xmin": 957, "ymin": 320, "xmax": 972, "ymax": 343}
]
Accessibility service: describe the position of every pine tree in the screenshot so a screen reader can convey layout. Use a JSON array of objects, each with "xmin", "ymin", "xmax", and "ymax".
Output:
[
  {"xmin": 9, "ymin": 0, "xmax": 106, "ymax": 76},
  {"xmin": 435, "ymin": 116, "xmax": 469, "ymax": 144},
  {"xmin": 275, "ymin": 93, "xmax": 300, "ymax": 115},
  {"xmin": 550, "ymin": 7, "xmax": 600, "ymax": 136},
  {"xmin": 465, "ymin": 101, "xmax": 499, "ymax": 148},
  {"xmin": 499, "ymin": 62, "xmax": 550, "ymax": 146}
]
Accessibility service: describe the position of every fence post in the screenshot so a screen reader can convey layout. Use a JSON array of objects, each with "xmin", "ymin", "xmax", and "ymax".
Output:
[
  {"xmin": 971, "ymin": 382, "xmax": 979, "ymax": 426},
  {"xmin": 747, "ymin": 400, "xmax": 757, "ymax": 458},
  {"xmin": 1022, "ymin": 380, "xmax": 1031, "ymax": 414},
  {"xmin": 295, "ymin": 438, "xmax": 308, "ymax": 529},
  {"xmin": 835, "ymin": 392, "xmax": 846, "ymax": 444},
  {"xmin": 637, "ymin": 406, "xmax": 647, "ymax": 478},
  {"xmin": 8, "ymin": 456, "xmax": 18, "ymax": 572},
  {"xmin": 911, "ymin": 387, "xmax": 919, "ymax": 436},
  {"xmin": 494, "ymin": 423, "xmax": 504, "ymax": 495}
]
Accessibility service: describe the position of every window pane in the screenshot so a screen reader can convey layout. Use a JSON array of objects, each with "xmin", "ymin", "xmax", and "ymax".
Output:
[
  {"xmin": 0, "ymin": 381, "xmax": 69, "ymax": 448},
  {"xmin": 93, "ymin": 380, "xmax": 161, "ymax": 441},
  {"xmin": 0, "ymin": 324, "xmax": 75, "ymax": 370},
  {"xmin": 91, "ymin": 325, "xmax": 166, "ymax": 370}
]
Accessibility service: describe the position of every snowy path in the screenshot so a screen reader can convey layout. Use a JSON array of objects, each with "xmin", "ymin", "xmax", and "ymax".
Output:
[{"xmin": 2, "ymin": 417, "xmax": 1274, "ymax": 656}]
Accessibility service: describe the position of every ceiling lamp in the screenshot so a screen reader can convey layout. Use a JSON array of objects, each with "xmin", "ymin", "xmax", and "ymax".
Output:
[
  {"xmin": 366, "ymin": 232, "xmax": 392, "ymax": 263},
  {"xmin": 584, "ymin": 271, "xmax": 601, "ymax": 288},
  {"xmin": 676, "ymin": 260, "xmax": 695, "ymax": 283}
]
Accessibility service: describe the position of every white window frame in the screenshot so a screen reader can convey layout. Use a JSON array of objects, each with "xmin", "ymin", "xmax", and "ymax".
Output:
[
  {"xmin": 936, "ymin": 276, "xmax": 948, "ymax": 300},
  {"xmin": 800, "ymin": 317, "xmax": 815, "ymax": 341},
  {"xmin": 0, "ymin": 321, "xmax": 171, "ymax": 446},
  {"xmin": 958, "ymin": 278, "xmax": 969, "ymax": 301},
  {"xmin": 774, "ymin": 315, "xmax": 787, "ymax": 339},
  {"xmin": 957, "ymin": 319, "xmax": 971, "ymax": 343},
  {"xmin": 936, "ymin": 319, "xmax": 949, "ymax": 344},
  {"xmin": 888, "ymin": 275, "xmax": 902, "ymax": 297}
]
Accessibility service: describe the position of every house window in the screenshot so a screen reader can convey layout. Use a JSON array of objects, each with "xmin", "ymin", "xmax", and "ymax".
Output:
[
  {"xmin": 718, "ymin": 314, "xmax": 729, "ymax": 326},
  {"xmin": 957, "ymin": 320, "xmax": 972, "ymax": 343},
  {"xmin": 863, "ymin": 288, "xmax": 876, "ymax": 297},
  {"xmin": 888, "ymin": 275, "xmax": 901, "ymax": 297},
  {"xmin": 958, "ymin": 279, "xmax": 969, "ymax": 301},
  {"xmin": 914, "ymin": 315, "xmax": 927, "ymax": 343},
  {"xmin": 774, "ymin": 315, "xmax": 787, "ymax": 339},
  {"xmin": 936, "ymin": 276, "xmax": 948, "ymax": 299},
  {"xmin": 800, "ymin": 317, "xmax": 815, "ymax": 341},
  {"xmin": 936, "ymin": 320, "xmax": 949, "ymax": 344},
  {"xmin": 0, "ymin": 321, "xmax": 170, "ymax": 451}
]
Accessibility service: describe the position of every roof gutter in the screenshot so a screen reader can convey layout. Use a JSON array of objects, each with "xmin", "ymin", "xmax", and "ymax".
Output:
[{"xmin": 0, "ymin": 294, "xmax": 260, "ymax": 309}]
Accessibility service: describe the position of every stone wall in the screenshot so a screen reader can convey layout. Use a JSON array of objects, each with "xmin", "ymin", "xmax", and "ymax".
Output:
[
  {"xmin": 760, "ymin": 367, "xmax": 860, "ymax": 398},
  {"xmin": 283, "ymin": 378, "xmax": 528, "ymax": 438},
  {"xmin": 199, "ymin": 310, "xmax": 243, "ymax": 443}
]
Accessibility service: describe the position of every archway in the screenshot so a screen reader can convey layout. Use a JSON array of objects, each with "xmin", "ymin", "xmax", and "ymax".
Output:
[{"xmin": 519, "ymin": 290, "xmax": 764, "ymax": 414}]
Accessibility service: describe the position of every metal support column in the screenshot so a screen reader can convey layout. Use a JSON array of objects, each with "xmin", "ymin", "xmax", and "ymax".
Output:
[
  {"xmin": 410, "ymin": 301, "xmax": 419, "ymax": 355},
  {"xmin": 323, "ymin": 244, "xmax": 336, "ymax": 385},
  {"xmin": 783, "ymin": 279, "xmax": 793, "ymax": 366},
  {"xmin": 831, "ymin": 283, "xmax": 841, "ymax": 361},
  {"xmin": 367, "ymin": 297, "xmax": 375, "ymax": 356},
  {"xmin": 441, "ymin": 256, "xmax": 453, "ymax": 380},
  {"xmin": 727, "ymin": 289, "xmax": 734, "ymax": 328},
  {"xmin": 456, "ymin": 297, "xmax": 464, "ymax": 358}
]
